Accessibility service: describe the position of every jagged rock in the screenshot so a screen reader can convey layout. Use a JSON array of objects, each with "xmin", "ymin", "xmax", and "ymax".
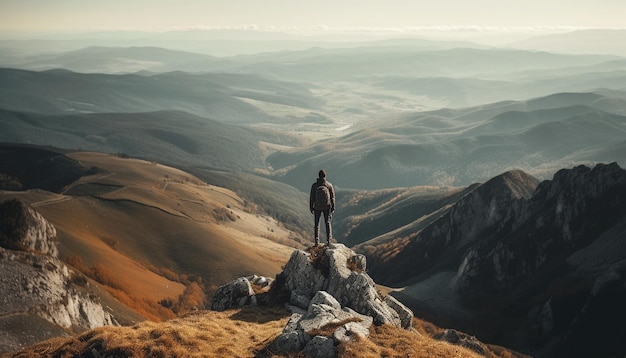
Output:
[
  {"xmin": 0, "ymin": 199, "xmax": 58, "ymax": 257},
  {"xmin": 0, "ymin": 248, "xmax": 118, "ymax": 351},
  {"xmin": 248, "ymin": 274, "xmax": 271, "ymax": 288},
  {"xmin": 272, "ymin": 312, "xmax": 307, "ymax": 352},
  {"xmin": 333, "ymin": 321, "xmax": 370, "ymax": 343},
  {"xmin": 290, "ymin": 290, "xmax": 311, "ymax": 309},
  {"xmin": 273, "ymin": 290, "xmax": 373, "ymax": 357},
  {"xmin": 0, "ymin": 201, "xmax": 118, "ymax": 352},
  {"xmin": 210, "ymin": 277, "xmax": 256, "ymax": 311},
  {"xmin": 282, "ymin": 249, "xmax": 327, "ymax": 298},
  {"xmin": 281, "ymin": 244, "xmax": 412, "ymax": 328},
  {"xmin": 384, "ymin": 295, "xmax": 413, "ymax": 329},
  {"xmin": 298, "ymin": 291, "xmax": 372, "ymax": 337},
  {"xmin": 0, "ymin": 248, "xmax": 115, "ymax": 329},
  {"xmin": 302, "ymin": 335, "xmax": 336, "ymax": 358}
]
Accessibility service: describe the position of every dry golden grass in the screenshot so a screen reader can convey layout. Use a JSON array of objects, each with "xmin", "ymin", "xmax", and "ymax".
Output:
[
  {"xmin": 8, "ymin": 307, "xmax": 523, "ymax": 358},
  {"xmin": 339, "ymin": 324, "xmax": 485, "ymax": 358},
  {"xmin": 9, "ymin": 307, "xmax": 290, "ymax": 358}
]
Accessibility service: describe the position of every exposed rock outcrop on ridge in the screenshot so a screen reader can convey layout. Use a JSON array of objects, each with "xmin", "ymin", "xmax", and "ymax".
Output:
[
  {"xmin": 211, "ymin": 243, "xmax": 413, "ymax": 357},
  {"xmin": 0, "ymin": 199, "xmax": 117, "ymax": 353}
]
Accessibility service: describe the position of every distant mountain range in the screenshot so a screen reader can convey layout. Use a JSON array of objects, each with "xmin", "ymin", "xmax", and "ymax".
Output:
[
  {"xmin": 271, "ymin": 90, "xmax": 626, "ymax": 190},
  {"xmin": 509, "ymin": 29, "xmax": 626, "ymax": 57},
  {"xmin": 0, "ymin": 108, "xmax": 293, "ymax": 171},
  {"xmin": 2, "ymin": 65, "xmax": 625, "ymax": 192},
  {"xmin": 0, "ymin": 68, "xmax": 321, "ymax": 122}
]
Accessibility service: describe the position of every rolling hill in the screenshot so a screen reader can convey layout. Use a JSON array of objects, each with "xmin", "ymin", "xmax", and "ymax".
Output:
[
  {"xmin": 22, "ymin": 46, "xmax": 219, "ymax": 73},
  {"xmin": 269, "ymin": 91, "xmax": 626, "ymax": 190},
  {"xmin": 0, "ymin": 68, "xmax": 321, "ymax": 123},
  {"xmin": 0, "ymin": 108, "xmax": 302, "ymax": 172},
  {"xmin": 0, "ymin": 146, "xmax": 300, "ymax": 322}
]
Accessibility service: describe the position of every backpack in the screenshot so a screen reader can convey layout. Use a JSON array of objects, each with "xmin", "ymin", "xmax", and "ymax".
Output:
[{"xmin": 315, "ymin": 184, "xmax": 331, "ymax": 210}]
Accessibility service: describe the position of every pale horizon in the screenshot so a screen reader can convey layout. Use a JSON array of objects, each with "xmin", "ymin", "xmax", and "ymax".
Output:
[{"xmin": 1, "ymin": 0, "xmax": 625, "ymax": 34}]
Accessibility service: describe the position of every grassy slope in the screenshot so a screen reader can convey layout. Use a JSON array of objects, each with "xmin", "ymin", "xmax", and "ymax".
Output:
[
  {"xmin": 7, "ymin": 306, "xmax": 523, "ymax": 358},
  {"xmin": 0, "ymin": 151, "xmax": 297, "ymax": 321}
]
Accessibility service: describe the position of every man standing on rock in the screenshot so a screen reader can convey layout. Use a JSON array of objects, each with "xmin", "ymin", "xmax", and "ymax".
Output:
[{"xmin": 310, "ymin": 169, "xmax": 335, "ymax": 246}]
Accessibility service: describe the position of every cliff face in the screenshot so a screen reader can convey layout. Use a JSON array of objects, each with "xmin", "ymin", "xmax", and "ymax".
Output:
[
  {"xmin": 457, "ymin": 163, "xmax": 626, "ymax": 294},
  {"xmin": 366, "ymin": 163, "xmax": 626, "ymax": 357},
  {"xmin": 0, "ymin": 199, "xmax": 117, "ymax": 353}
]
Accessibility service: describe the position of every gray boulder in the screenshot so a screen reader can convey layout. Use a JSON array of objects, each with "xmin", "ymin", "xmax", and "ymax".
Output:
[
  {"xmin": 282, "ymin": 249, "xmax": 327, "ymax": 298},
  {"xmin": 303, "ymin": 335, "xmax": 336, "ymax": 358},
  {"xmin": 384, "ymin": 294, "xmax": 414, "ymax": 329},
  {"xmin": 272, "ymin": 290, "xmax": 373, "ymax": 357},
  {"xmin": 0, "ymin": 199, "xmax": 58, "ymax": 257},
  {"xmin": 210, "ymin": 277, "xmax": 256, "ymax": 311},
  {"xmin": 272, "ymin": 313, "xmax": 307, "ymax": 352}
]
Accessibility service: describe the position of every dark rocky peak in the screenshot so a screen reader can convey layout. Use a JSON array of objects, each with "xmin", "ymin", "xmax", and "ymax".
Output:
[
  {"xmin": 457, "ymin": 168, "xmax": 538, "ymax": 211},
  {"xmin": 485, "ymin": 169, "xmax": 539, "ymax": 199},
  {"xmin": 366, "ymin": 163, "xmax": 626, "ymax": 356},
  {"xmin": 452, "ymin": 163, "xmax": 626, "ymax": 355},
  {"xmin": 457, "ymin": 162, "xmax": 626, "ymax": 292},
  {"xmin": 364, "ymin": 169, "xmax": 539, "ymax": 285},
  {"xmin": 534, "ymin": 162, "xmax": 625, "ymax": 202}
]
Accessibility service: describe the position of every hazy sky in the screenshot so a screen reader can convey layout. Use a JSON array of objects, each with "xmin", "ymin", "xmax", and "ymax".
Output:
[{"xmin": 1, "ymin": 0, "xmax": 625, "ymax": 33}]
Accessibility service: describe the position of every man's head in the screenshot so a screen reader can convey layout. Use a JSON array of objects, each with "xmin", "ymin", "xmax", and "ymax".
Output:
[{"xmin": 318, "ymin": 169, "xmax": 326, "ymax": 178}]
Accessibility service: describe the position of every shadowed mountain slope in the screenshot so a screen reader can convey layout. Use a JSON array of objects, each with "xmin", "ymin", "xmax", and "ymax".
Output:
[
  {"xmin": 0, "ymin": 144, "xmax": 98, "ymax": 192},
  {"xmin": 0, "ymin": 68, "xmax": 321, "ymax": 123},
  {"xmin": 333, "ymin": 186, "xmax": 471, "ymax": 247},
  {"xmin": 0, "ymin": 108, "xmax": 301, "ymax": 172},
  {"xmin": 361, "ymin": 163, "xmax": 626, "ymax": 357}
]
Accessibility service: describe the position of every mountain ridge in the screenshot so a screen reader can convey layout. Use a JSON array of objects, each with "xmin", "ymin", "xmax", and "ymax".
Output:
[{"xmin": 362, "ymin": 162, "xmax": 626, "ymax": 356}]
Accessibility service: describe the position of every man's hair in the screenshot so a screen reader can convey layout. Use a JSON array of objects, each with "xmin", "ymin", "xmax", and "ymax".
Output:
[{"xmin": 318, "ymin": 169, "xmax": 326, "ymax": 178}]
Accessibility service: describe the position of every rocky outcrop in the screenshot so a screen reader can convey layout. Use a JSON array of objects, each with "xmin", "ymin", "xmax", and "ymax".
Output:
[
  {"xmin": 210, "ymin": 275, "xmax": 271, "ymax": 311},
  {"xmin": 0, "ymin": 198, "xmax": 58, "ymax": 256},
  {"xmin": 0, "ymin": 199, "xmax": 117, "ymax": 353},
  {"xmin": 211, "ymin": 243, "xmax": 413, "ymax": 357},
  {"xmin": 271, "ymin": 291, "xmax": 374, "ymax": 357},
  {"xmin": 279, "ymin": 244, "xmax": 411, "ymax": 328}
]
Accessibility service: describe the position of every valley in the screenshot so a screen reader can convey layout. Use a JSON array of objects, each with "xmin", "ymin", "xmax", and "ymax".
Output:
[{"xmin": 1, "ymin": 27, "xmax": 626, "ymax": 357}]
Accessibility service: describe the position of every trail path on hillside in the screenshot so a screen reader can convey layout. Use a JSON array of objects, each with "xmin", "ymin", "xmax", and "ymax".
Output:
[{"xmin": 31, "ymin": 196, "xmax": 73, "ymax": 208}]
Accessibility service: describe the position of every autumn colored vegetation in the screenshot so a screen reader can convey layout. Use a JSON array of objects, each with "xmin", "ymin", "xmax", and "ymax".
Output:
[{"xmin": 65, "ymin": 256, "xmax": 206, "ymax": 321}]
